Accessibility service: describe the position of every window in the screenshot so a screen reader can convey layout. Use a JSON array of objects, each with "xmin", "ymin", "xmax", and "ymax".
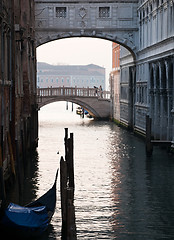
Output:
[
  {"xmin": 99, "ymin": 7, "xmax": 110, "ymax": 18},
  {"xmin": 56, "ymin": 7, "xmax": 66, "ymax": 18}
]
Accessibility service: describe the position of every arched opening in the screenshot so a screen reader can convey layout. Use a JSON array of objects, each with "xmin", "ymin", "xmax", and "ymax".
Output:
[
  {"xmin": 168, "ymin": 61, "xmax": 173, "ymax": 90},
  {"xmin": 38, "ymin": 98, "xmax": 103, "ymax": 119},
  {"xmin": 149, "ymin": 65, "xmax": 155, "ymax": 135},
  {"xmin": 156, "ymin": 64, "xmax": 160, "ymax": 89},
  {"xmin": 167, "ymin": 61, "xmax": 173, "ymax": 139},
  {"xmin": 150, "ymin": 66, "xmax": 154, "ymax": 90},
  {"xmin": 155, "ymin": 65, "xmax": 161, "ymax": 139},
  {"xmin": 37, "ymin": 37, "xmax": 112, "ymax": 91},
  {"xmin": 37, "ymin": 37, "xmax": 136, "ymax": 125},
  {"xmin": 160, "ymin": 63, "xmax": 167, "ymax": 139},
  {"xmin": 36, "ymin": 37, "xmax": 114, "ymax": 121},
  {"xmin": 34, "ymin": 0, "xmax": 138, "ymax": 134},
  {"xmin": 161, "ymin": 63, "xmax": 167, "ymax": 89},
  {"xmin": 36, "ymin": 35, "xmax": 136, "ymax": 61}
]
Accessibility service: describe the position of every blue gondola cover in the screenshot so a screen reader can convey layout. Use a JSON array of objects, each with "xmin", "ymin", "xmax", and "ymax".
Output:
[{"xmin": 2, "ymin": 203, "xmax": 49, "ymax": 232}]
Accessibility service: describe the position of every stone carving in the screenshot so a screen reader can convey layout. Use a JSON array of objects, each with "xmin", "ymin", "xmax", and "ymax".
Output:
[
  {"xmin": 80, "ymin": 21, "xmax": 86, "ymax": 28},
  {"xmin": 79, "ymin": 7, "xmax": 87, "ymax": 28},
  {"xmin": 79, "ymin": 7, "xmax": 87, "ymax": 19},
  {"xmin": 38, "ymin": 20, "xmax": 43, "ymax": 27},
  {"xmin": 35, "ymin": 2, "xmax": 138, "ymax": 52},
  {"xmin": 123, "ymin": 32, "xmax": 133, "ymax": 44}
]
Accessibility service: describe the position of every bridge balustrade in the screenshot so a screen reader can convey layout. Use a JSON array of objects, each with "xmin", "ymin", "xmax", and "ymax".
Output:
[{"xmin": 37, "ymin": 86, "xmax": 110, "ymax": 99}]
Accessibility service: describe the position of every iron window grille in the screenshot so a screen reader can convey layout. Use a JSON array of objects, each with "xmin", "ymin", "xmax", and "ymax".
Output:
[
  {"xmin": 56, "ymin": 7, "xmax": 66, "ymax": 18},
  {"xmin": 99, "ymin": 7, "xmax": 110, "ymax": 18}
]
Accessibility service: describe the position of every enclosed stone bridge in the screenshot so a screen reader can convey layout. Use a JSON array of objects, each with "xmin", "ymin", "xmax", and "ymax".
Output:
[
  {"xmin": 34, "ymin": 0, "xmax": 139, "ymax": 57},
  {"xmin": 37, "ymin": 87, "xmax": 111, "ymax": 119}
]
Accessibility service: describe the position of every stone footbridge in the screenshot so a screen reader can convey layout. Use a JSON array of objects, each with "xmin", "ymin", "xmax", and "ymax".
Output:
[{"xmin": 37, "ymin": 87, "xmax": 111, "ymax": 119}]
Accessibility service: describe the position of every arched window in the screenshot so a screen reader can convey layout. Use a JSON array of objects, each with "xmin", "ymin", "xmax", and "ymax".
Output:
[{"xmin": 156, "ymin": 0, "xmax": 159, "ymax": 7}]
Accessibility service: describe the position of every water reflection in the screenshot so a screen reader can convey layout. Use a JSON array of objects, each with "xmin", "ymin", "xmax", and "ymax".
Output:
[
  {"xmin": 6, "ymin": 151, "xmax": 39, "ymax": 206},
  {"xmin": 109, "ymin": 124, "xmax": 174, "ymax": 240},
  {"xmin": 6, "ymin": 102, "xmax": 174, "ymax": 239}
]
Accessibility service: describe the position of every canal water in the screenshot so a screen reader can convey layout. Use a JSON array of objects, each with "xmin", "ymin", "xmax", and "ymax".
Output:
[{"xmin": 8, "ymin": 102, "xmax": 174, "ymax": 239}]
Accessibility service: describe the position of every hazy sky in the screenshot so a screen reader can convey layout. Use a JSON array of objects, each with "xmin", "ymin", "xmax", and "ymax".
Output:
[{"xmin": 36, "ymin": 37, "xmax": 112, "ymax": 88}]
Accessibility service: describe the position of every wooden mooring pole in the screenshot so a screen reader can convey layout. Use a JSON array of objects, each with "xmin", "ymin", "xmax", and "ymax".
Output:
[
  {"xmin": 66, "ymin": 187, "xmax": 77, "ymax": 240},
  {"xmin": 67, "ymin": 133, "xmax": 75, "ymax": 190},
  {"xmin": 60, "ymin": 156, "xmax": 68, "ymax": 239},
  {"xmin": 60, "ymin": 128, "xmax": 77, "ymax": 240}
]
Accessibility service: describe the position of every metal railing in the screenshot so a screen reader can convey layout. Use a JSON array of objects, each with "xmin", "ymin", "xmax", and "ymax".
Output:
[{"xmin": 37, "ymin": 86, "xmax": 110, "ymax": 100}]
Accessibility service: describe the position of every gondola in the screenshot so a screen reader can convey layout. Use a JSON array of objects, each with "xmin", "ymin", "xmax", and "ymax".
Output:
[{"xmin": 0, "ymin": 169, "xmax": 58, "ymax": 236}]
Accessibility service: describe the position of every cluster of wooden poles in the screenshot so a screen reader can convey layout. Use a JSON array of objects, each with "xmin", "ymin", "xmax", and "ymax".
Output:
[{"xmin": 60, "ymin": 128, "xmax": 77, "ymax": 240}]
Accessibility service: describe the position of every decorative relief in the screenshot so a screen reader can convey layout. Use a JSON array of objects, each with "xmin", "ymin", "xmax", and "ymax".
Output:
[
  {"xmin": 35, "ymin": 2, "xmax": 138, "ymax": 51},
  {"xmin": 79, "ymin": 7, "xmax": 87, "ymax": 19},
  {"xmin": 123, "ymin": 32, "xmax": 134, "ymax": 44},
  {"xmin": 152, "ymin": 9, "xmax": 157, "ymax": 19},
  {"xmin": 36, "ymin": 20, "xmax": 48, "ymax": 28},
  {"xmin": 163, "ymin": 2, "xmax": 168, "ymax": 10},
  {"xmin": 78, "ymin": 7, "xmax": 88, "ymax": 28},
  {"xmin": 37, "ymin": 21, "xmax": 42, "ymax": 27},
  {"xmin": 80, "ymin": 21, "xmax": 86, "ymax": 28}
]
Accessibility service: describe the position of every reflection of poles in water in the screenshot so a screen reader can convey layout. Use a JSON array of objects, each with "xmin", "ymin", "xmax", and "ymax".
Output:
[
  {"xmin": 83, "ymin": 108, "xmax": 84, "ymax": 118},
  {"xmin": 0, "ymin": 146, "xmax": 6, "ymax": 206},
  {"xmin": 72, "ymin": 102, "xmax": 73, "ymax": 112},
  {"xmin": 66, "ymin": 101, "xmax": 68, "ymax": 110},
  {"xmin": 81, "ymin": 108, "xmax": 84, "ymax": 118},
  {"xmin": 79, "ymin": 107, "xmax": 84, "ymax": 118}
]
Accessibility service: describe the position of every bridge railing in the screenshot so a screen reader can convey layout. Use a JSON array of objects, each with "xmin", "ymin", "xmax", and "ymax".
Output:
[{"xmin": 37, "ymin": 86, "xmax": 110, "ymax": 100}]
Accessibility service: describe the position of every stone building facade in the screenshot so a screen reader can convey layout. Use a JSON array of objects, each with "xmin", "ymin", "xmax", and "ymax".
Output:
[
  {"xmin": 136, "ymin": 0, "xmax": 174, "ymax": 142},
  {"xmin": 37, "ymin": 62, "xmax": 105, "ymax": 89},
  {"xmin": 0, "ymin": 0, "xmax": 38, "ymax": 183},
  {"xmin": 110, "ymin": 43, "xmax": 120, "ymax": 121},
  {"xmin": 111, "ymin": 0, "xmax": 174, "ymax": 145}
]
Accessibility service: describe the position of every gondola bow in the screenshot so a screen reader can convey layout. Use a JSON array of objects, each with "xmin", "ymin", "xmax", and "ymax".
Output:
[{"xmin": 0, "ymin": 169, "xmax": 58, "ymax": 236}]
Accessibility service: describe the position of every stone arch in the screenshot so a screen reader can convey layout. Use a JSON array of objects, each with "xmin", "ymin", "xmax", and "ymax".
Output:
[
  {"xmin": 155, "ymin": 64, "xmax": 161, "ymax": 139},
  {"xmin": 38, "ymin": 96, "xmax": 110, "ymax": 119},
  {"xmin": 127, "ymin": 66, "xmax": 136, "ymax": 129},
  {"xmin": 36, "ymin": 34, "xmax": 137, "ymax": 60},
  {"xmin": 149, "ymin": 63, "xmax": 154, "ymax": 89},
  {"xmin": 155, "ymin": 63, "xmax": 160, "ymax": 90},
  {"xmin": 39, "ymin": 99, "xmax": 99, "ymax": 117},
  {"xmin": 167, "ymin": 60, "xmax": 173, "ymax": 90},
  {"xmin": 160, "ymin": 61, "xmax": 167, "ymax": 89},
  {"xmin": 149, "ymin": 64, "xmax": 155, "ymax": 134},
  {"xmin": 165, "ymin": 59, "xmax": 173, "ymax": 139},
  {"xmin": 149, "ymin": 63, "xmax": 161, "ymax": 138}
]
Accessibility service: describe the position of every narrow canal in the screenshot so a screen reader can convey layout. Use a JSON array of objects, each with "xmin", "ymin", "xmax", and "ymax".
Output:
[{"xmin": 8, "ymin": 102, "xmax": 174, "ymax": 239}]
